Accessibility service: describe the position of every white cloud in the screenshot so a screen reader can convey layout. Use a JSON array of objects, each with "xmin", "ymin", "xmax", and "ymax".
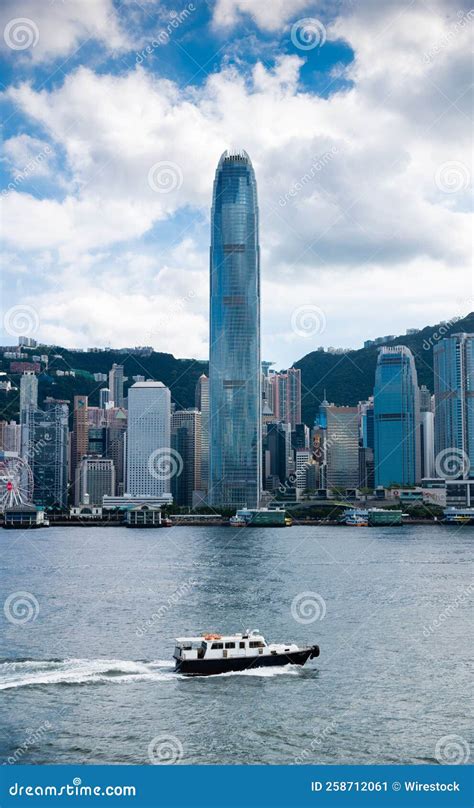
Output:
[
  {"xmin": 0, "ymin": 0, "xmax": 128, "ymax": 63},
  {"xmin": 212, "ymin": 0, "xmax": 315, "ymax": 31},
  {"xmin": 0, "ymin": 0, "xmax": 471, "ymax": 363}
]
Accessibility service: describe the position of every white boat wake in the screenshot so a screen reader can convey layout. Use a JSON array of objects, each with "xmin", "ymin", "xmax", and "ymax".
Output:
[{"xmin": 0, "ymin": 658, "xmax": 304, "ymax": 690}]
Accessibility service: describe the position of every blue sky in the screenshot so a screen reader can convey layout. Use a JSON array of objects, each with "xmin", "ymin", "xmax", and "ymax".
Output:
[{"xmin": 0, "ymin": 0, "xmax": 472, "ymax": 366}]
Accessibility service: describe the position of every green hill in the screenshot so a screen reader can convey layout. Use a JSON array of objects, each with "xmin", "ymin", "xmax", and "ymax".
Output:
[
  {"xmin": 294, "ymin": 312, "xmax": 474, "ymax": 425},
  {"xmin": 1, "ymin": 312, "xmax": 472, "ymax": 427}
]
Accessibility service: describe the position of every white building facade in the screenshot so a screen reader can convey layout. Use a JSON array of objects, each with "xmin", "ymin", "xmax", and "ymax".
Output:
[{"xmin": 126, "ymin": 381, "xmax": 171, "ymax": 497}]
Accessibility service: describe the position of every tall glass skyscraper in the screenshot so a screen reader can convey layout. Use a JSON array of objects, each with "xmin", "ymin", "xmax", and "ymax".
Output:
[
  {"xmin": 209, "ymin": 150, "xmax": 261, "ymax": 507},
  {"xmin": 433, "ymin": 333, "xmax": 474, "ymax": 478},
  {"xmin": 374, "ymin": 346, "xmax": 420, "ymax": 486}
]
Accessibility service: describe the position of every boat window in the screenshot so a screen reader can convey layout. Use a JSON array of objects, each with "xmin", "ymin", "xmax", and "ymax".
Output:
[
  {"xmin": 239, "ymin": 642, "xmax": 245, "ymax": 649},
  {"xmin": 211, "ymin": 642, "xmax": 223, "ymax": 649},
  {"xmin": 249, "ymin": 640, "xmax": 265, "ymax": 648},
  {"xmin": 225, "ymin": 642, "xmax": 235, "ymax": 649}
]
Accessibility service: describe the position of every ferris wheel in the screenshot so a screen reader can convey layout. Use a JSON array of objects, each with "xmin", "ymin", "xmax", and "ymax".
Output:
[{"xmin": 0, "ymin": 453, "xmax": 34, "ymax": 511}]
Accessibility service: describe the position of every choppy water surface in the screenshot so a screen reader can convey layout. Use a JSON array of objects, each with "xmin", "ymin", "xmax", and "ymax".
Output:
[{"xmin": 0, "ymin": 524, "xmax": 472, "ymax": 765}]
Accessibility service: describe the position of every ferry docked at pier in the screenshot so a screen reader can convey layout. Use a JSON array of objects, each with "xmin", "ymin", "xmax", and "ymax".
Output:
[
  {"xmin": 173, "ymin": 629, "xmax": 319, "ymax": 676},
  {"xmin": 441, "ymin": 507, "xmax": 474, "ymax": 525},
  {"xmin": 340, "ymin": 508, "xmax": 369, "ymax": 527},
  {"xmin": 229, "ymin": 507, "xmax": 291, "ymax": 527}
]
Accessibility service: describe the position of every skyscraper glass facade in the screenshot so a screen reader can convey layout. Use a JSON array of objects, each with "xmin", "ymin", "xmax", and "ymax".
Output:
[
  {"xmin": 209, "ymin": 150, "xmax": 261, "ymax": 507},
  {"xmin": 433, "ymin": 332, "xmax": 474, "ymax": 478},
  {"xmin": 374, "ymin": 346, "xmax": 420, "ymax": 486}
]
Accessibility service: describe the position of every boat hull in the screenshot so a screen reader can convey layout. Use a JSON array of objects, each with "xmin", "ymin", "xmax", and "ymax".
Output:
[{"xmin": 175, "ymin": 646, "xmax": 319, "ymax": 676}]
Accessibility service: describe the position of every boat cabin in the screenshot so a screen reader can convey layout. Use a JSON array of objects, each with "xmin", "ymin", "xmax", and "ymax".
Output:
[{"xmin": 174, "ymin": 630, "xmax": 277, "ymax": 662}]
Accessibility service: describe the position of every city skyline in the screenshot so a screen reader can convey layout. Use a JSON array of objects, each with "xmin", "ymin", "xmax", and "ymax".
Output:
[{"xmin": 0, "ymin": 1, "xmax": 472, "ymax": 367}]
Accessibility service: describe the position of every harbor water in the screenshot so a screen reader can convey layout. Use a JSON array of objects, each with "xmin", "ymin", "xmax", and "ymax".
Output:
[{"xmin": 0, "ymin": 524, "xmax": 472, "ymax": 765}]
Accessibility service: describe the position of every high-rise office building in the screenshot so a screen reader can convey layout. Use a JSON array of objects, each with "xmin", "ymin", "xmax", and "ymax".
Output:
[
  {"xmin": 433, "ymin": 333, "xmax": 474, "ymax": 478},
  {"xmin": 109, "ymin": 364, "xmax": 124, "ymax": 407},
  {"xmin": 76, "ymin": 457, "xmax": 115, "ymax": 506},
  {"xmin": 19, "ymin": 372, "xmax": 38, "ymax": 416},
  {"xmin": 271, "ymin": 368, "xmax": 302, "ymax": 430},
  {"xmin": 171, "ymin": 409, "xmax": 201, "ymax": 506},
  {"xmin": 209, "ymin": 149, "xmax": 261, "ymax": 508},
  {"xmin": 71, "ymin": 395, "xmax": 89, "ymax": 497},
  {"xmin": 263, "ymin": 421, "xmax": 292, "ymax": 490},
  {"xmin": 325, "ymin": 406, "xmax": 360, "ymax": 490},
  {"xmin": 0, "ymin": 420, "xmax": 21, "ymax": 453},
  {"xmin": 29, "ymin": 402, "xmax": 69, "ymax": 509},
  {"xmin": 374, "ymin": 346, "xmax": 420, "ymax": 486},
  {"xmin": 99, "ymin": 388, "xmax": 110, "ymax": 409},
  {"xmin": 126, "ymin": 381, "xmax": 171, "ymax": 498},
  {"xmin": 105, "ymin": 407, "xmax": 127, "ymax": 495},
  {"xmin": 195, "ymin": 374, "xmax": 209, "ymax": 497}
]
